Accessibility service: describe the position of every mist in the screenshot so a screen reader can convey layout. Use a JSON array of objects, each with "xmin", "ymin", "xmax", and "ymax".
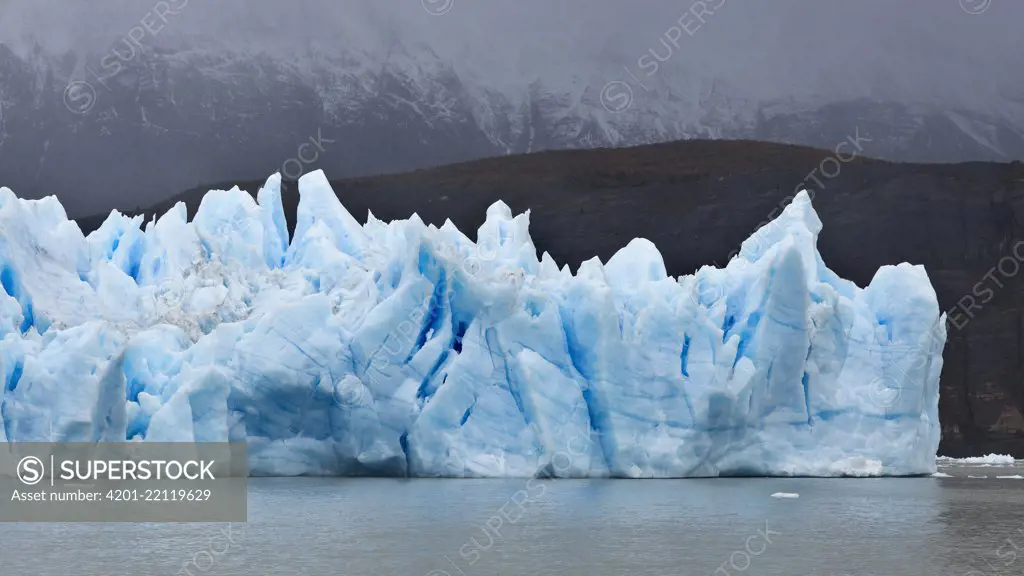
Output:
[
  {"xmin": 2, "ymin": 0, "xmax": 1019, "ymax": 111},
  {"xmin": 0, "ymin": 0, "xmax": 1021, "ymax": 214}
]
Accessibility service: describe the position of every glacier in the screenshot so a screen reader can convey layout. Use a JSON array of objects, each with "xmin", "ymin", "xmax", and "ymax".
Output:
[{"xmin": 0, "ymin": 171, "xmax": 945, "ymax": 477}]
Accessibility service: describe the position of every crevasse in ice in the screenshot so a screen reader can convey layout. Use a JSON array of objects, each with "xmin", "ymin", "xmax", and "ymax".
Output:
[{"xmin": 0, "ymin": 171, "xmax": 945, "ymax": 477}]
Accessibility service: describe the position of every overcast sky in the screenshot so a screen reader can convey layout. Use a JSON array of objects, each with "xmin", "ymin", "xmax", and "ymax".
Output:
[{"xmin": 1, "ymin": 0, "xmax": 1021, "ymax": 118}]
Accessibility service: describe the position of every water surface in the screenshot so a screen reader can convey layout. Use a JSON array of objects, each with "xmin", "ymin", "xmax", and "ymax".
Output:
[{"xmin": 3, "ymin": 463, "xmax": 1022, "ymax": 575}]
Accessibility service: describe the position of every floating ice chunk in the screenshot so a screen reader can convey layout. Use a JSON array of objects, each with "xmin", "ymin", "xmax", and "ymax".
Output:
[
  {"xmin": 771, "ymin": 492, "xmax": 800, "ymax": 499},
  {"xmin": 827, "ymin": 457, "xmax": 885, "ymax": 478},
  {"xmin": 936, "ymin": 454, "xmax": 1015, "ymax": 466}
]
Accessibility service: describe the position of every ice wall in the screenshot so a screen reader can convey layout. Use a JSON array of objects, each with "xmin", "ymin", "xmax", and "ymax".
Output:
[{"xmin": 0, "ymin": 172, "xmax": 945, "ymax": 476}]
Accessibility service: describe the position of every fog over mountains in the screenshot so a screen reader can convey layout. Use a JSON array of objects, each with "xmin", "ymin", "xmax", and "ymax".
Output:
[{"xmin": 0, "ymin": 0, "xmax": 1022, "ymax": 215}]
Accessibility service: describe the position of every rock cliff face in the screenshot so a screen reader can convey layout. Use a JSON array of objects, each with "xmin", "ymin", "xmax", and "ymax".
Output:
[{"xmin": 76, "ymin": 140, "xmax": 1024, "ymax": 457}]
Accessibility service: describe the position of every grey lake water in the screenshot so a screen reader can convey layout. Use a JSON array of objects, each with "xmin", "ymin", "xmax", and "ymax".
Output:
[{"xmin": 2, "ymin": 463, "xmax": 1022, "ymax": 576}]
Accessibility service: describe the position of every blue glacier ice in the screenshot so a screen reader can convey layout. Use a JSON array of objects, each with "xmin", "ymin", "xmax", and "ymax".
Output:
[{"xmin": 0, "ymin": 172, "xmax": 945, "ymax": 477}]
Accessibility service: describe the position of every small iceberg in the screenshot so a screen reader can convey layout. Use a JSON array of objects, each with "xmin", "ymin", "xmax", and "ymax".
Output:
[{"xmin": 937, "ymin": 454, "xmax": 1016, "ymax": 466}]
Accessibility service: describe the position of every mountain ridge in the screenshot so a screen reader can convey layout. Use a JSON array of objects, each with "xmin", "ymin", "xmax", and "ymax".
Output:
[
  {"xmin": 2, "ymin": 0, "xmax": 1024, "ymax": 215},
  {"xmin": 73, "ymin": 139, "xmax": 1024, "ymax": 458}
]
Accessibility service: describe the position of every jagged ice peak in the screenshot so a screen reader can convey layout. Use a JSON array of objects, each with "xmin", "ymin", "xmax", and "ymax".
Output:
[{"xmin": 0, "ymin": 171, "xmax": 944, "ymax": 477}]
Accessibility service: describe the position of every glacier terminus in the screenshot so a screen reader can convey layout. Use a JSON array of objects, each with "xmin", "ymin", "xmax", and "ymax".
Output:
[{"xmin": 0, "ymin": 172, "xmax": 945, "ymax": 477}]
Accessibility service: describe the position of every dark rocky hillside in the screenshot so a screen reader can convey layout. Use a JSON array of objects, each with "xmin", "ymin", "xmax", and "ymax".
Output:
[{"xmin": 76, "ymin": 139, "xmax": 1024, "ymax": 458}]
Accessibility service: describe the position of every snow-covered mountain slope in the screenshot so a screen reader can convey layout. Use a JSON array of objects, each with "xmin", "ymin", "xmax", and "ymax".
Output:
[
  {"xmin": 0, "ymin": 0, "xmax": 1022, "ymax": 215},
  {"xmin": 0, "ymin": 171, "xmax": 945, "ymax": 477}
]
